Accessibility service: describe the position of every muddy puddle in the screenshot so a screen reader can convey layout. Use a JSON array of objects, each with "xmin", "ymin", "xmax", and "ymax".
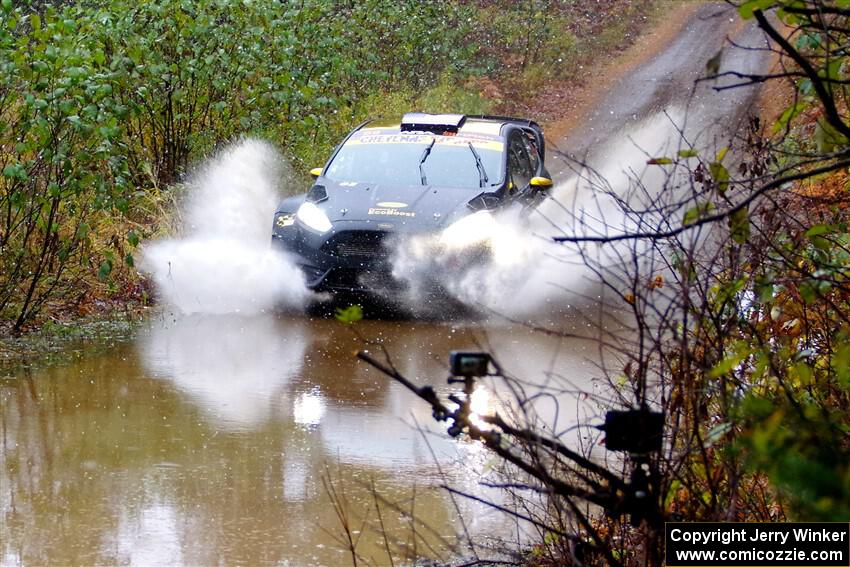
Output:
[{"xmin": 1, "ymin": 312, "xmax": 609, "ymax": 566}]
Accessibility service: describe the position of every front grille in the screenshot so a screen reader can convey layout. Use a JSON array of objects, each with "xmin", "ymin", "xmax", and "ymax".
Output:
[
  {"xmin": 322, "ymin": 231, "xmax": 391, "ymax": 260},
  {"xmin": 322, "ymin": 268, "xmax": 406, "ymax": 292}
]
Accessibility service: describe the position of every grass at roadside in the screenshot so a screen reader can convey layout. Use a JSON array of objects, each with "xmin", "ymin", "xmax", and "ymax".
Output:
[{"xmin": 0, "ymin": 314, "xmax": 141, "ymax": 370}]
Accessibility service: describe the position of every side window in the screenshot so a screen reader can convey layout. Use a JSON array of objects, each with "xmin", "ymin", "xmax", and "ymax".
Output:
[
  {"xmin": 522, "ymin": 130, "xmax": 540, "ymax": 172},
  {"xmin": 508, "ymin": 132, "xmax": 533, "ymax": 191}
]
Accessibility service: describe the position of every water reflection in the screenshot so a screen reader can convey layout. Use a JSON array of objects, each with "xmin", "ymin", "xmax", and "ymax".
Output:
[
  {"xmin": 0, "ymin": 310, "xmax": 615, "ymax": 566},
  {"xmin": 112, "ymin": 500, "xmax": 183, "ymax": 566},
  {"xmin": 140, "ymin": 314, "xmax": 466, "ymax": 468},
  {"xmin": 292, "ymin": 389, "xmax": 326, "ymax": 428},
  {"xmin": 141, "ymin": 313, "xmax": 307, "ymax": 431}
]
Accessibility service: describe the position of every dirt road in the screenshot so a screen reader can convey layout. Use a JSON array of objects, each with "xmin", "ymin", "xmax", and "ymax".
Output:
[{"xmin": 555, "ymin": 2, "xmax": 769, "ymax": 164}]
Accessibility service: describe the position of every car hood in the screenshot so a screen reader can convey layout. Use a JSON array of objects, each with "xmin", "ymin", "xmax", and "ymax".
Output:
[{"xmin": 314, "ymin": 179, "xmax": 481, "ymax": 231}]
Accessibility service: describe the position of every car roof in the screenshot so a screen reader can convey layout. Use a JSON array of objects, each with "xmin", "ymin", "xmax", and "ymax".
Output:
[
  {"xmin": 348, "ymin": 113, "xmax": 547, "ymax": 159},
  {"xmin": 360, "ymin": 114, "xmax": 538, "ymax": 139}
]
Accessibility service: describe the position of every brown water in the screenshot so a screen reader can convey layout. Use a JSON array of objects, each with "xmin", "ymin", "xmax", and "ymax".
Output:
[{"xmin": 1, "ymin": 313, "xmax": 607, "ymax": 567}]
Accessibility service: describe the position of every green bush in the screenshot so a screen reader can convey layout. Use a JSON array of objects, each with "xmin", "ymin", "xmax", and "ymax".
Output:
[
  {"xmin": 0, "ymin": 0, "xmax": 476, "ymax": 331},
  {"xmin": 0, "ymin": 4, "xmax": 131, "ymax": 331}
]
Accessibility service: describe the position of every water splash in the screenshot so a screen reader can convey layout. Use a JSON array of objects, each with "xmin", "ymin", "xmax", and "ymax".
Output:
[
  {"xmin": 140, "ymin": 139, "xmax": 310, "ymax": 314},
  {"xmin": 391, "ymin": 109, "xmax": 690, "ymax": 319},
  {"xmin": 140, "ymin": 113, "xmax": 692, "ymax": 319}
]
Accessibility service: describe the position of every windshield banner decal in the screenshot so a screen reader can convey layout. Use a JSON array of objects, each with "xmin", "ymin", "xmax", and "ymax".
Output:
[{"xmin": 348, "ymin": 133, "xmax": 503, "ymax": 152}]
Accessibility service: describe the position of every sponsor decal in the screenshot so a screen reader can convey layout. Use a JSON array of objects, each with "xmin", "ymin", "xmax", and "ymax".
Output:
[
  {"xmin": 275, "ymin": 213, "xmax": 295, "ymax": 228},
  {"xmin": 376, "ymin": 201, "xmax": 408, "ymax": 208},
  {"xmin": 368, "ymin": 208, "xmax": 416, "ymax": 218},
  {"xmin": 377, "ymin": 223, "xmax": 394, "ymax": 229},
  {"xmin": 347, "ymin": 133, "xmax": 503, "ymax": 152}
]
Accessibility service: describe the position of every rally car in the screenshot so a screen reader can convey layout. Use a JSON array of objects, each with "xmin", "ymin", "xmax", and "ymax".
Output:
[{"xmin": 271, "ymin": 112, "xmax": 553, "ymax": 297}]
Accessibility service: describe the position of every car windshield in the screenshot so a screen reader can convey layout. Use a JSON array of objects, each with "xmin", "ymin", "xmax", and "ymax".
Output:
[{"xmin": 324, "ymin": 134, "xmax": 504, "ymax": 189}]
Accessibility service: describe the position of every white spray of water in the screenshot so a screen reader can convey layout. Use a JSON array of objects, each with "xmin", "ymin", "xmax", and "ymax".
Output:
[
  {"xmin": 392, "ymin": 109, "xmax": 690, "ymax": 318},
  {"xmin": 140, "ymin": 139, "xmax": 310, "ymax": 314}
]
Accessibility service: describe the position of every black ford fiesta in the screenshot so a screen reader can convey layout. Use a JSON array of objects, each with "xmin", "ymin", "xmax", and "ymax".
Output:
[{"xmin": 271, "ymin": 112, "xmax": 553, "ymax": 298}]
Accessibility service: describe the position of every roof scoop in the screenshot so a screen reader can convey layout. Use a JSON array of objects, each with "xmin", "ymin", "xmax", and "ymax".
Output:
[{"xmin": 401, "ymin": 112, "xmax": 466, "ymax": 134}]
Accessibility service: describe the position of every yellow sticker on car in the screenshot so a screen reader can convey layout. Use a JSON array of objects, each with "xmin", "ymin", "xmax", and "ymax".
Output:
[{"xmin": 275, "ymin": 214, "xmax": 295, "ymax": 228}]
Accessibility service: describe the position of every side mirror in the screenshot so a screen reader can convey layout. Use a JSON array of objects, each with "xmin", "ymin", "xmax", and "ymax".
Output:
[
  {"xmin": 529, "ymin": 176, "xmax": 553, "ymax": 188},
  {"xmin": 309, "ymin": 167, "xmax": 323, "ymax": 178}
]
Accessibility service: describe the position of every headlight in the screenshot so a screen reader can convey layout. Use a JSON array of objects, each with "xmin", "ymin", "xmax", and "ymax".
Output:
[{"xmin": 296, "ymin": 202, "xmax": 332, "ymax": 233}]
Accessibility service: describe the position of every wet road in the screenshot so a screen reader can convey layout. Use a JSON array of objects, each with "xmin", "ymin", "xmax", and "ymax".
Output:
[{"xmin": 0, "ymin": 5, "xmax": 771, "ymax": 566}]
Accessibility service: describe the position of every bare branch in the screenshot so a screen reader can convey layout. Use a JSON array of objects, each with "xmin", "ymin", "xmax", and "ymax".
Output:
[{"xmin": 553, "ymin": 155, "xmax": 850, "ymax": 244}]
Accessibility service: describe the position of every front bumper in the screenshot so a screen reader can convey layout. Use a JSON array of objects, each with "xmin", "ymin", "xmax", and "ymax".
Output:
[{"xmin": 272, "ymin": 221, "xmax": 406, "ymax": 295}]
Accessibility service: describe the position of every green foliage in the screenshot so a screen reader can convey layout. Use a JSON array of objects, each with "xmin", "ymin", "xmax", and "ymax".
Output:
[
  {"xmin": 0, "ymin": 0, "xmax": 477, "ymax": 330},
  {"xmin": 82, "ymin": 0, "xmax": 474, "ymax": 184},
  {"xmin": 737, "ymin": 0, "xmax": 776, "ymax": 19},
  {"xmin": 758, "ymin": 1, "xmax": 850, "ymax": 151},
  {"xmin": 476, "ymin": 2, "xmax": 578, "ymax": 74},
  {"xmin": 775, "ymin": 100, "xmax": 805, "ymax": 133},
  {"xmin": 471, "ymin": 0, "xmax": 641, "ymax": 98},
  {"xmin": 335, "ymin": 305, "xmax": 363, "ymax": 325},
  {"xmin": 814, "ymin": 116, "xmax": 848, "ymax": 153},
  {"xmin": 735, "ymin": 344, "xmax": 850, "ymax": 520},
  {"xmin": 658, "ymin": 0, "xmax": 850, "ymax": 524},
  {"xmin": 683, "ymin": 201, "xmax": 715, "ymax": 225},
  {"xmin": 682, "ymin": 195, "xmax": 850, "ymax": 520},
  {"xmin": 0, "ymin": 3, "xmax": 132, "ymax": 330},
  {"xmin": 728, "ymin": 206, "xmax": 750, "ymax": 244},
  {"xmin": 647, "ymin": 156, "xmax": 674, "ymax": 165}
]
